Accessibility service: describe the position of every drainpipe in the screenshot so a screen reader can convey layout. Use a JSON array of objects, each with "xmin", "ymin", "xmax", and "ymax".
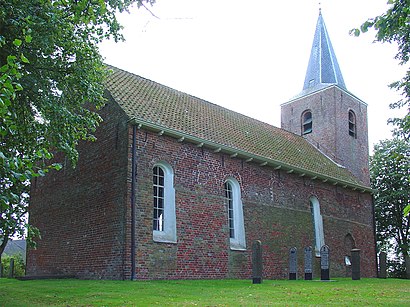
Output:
[
  {"xmin": 130, "ymin": 125, "xmax": 137, "ymax": 280},
  {"xmin": 371, "ymin": 194, "xmax": 378, "ymax": 277}
]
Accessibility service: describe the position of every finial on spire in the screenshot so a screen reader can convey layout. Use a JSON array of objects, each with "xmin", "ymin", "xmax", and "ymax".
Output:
[{"xmin": 319, "ymin": 2, "xmax": 322, "ymax": 14}]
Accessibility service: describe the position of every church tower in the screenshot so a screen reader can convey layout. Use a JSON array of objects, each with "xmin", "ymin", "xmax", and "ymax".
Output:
[{"xmin": 281, "ymin": 10, "xmax": 370, "ymax": 185}]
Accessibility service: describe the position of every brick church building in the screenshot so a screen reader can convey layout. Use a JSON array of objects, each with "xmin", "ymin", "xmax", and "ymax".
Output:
[{"xmin": 26, "ymin": 11, "xmax": 377, "ymax": 280}]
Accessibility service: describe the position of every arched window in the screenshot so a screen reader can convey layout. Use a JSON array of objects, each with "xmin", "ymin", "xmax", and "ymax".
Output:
[
  {"xmin": 302, "ymin": 110, "xmax": 313, "ymax": 135},
  {"xmin": 348, "ymin": 110, "xmax": 357, "ymax": 138},
  {"xmin": 224, "ymin": 178, "xmax": 246, "ymax": 250},
  {"xmin": 310, "ymin": 196, "xmax": 325, "ymax": 256},
  {"xmin": 153, "ymin": 162, "xmax": 176, "ymax": 243}
]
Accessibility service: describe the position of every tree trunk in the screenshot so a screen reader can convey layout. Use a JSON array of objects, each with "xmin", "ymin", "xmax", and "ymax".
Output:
[
  {"xmin": 0, "ymin": 236, "xmax": 9, "ymax": 261},
  {"xmin": 405, "ymin": 254, "xmax": 410, "ymax": 279}
]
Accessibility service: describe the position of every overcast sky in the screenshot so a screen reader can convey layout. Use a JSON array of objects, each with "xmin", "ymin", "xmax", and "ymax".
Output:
[{"xmin": 100, "ymin": 0, "xmax": 407, "ymax": 152}]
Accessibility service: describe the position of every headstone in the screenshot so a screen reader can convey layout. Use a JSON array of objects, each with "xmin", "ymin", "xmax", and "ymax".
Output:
[
  {"xmin": 351, "ymin": 248, "xmax": 360, "ymax": 280},
  {"xmin": 289, "ymin": 247, "xmax": 297, "ymax": 280},
  {"xmin": 379, "ymin": 252, "xmax": 387, "ymax": 279},
  {"xmin": 8, "ymin": 258, "xmax": 14, "ymax": 278},
  {"xmin": 304, "ymin": 246, "xmax": 313, "ymax": 280},
  {"xmin": 252, "ymin": 240, "xmax": 263, "ymax": 284},
  {"xmin": 320, "ymin": 245, "xmax": 330, "ymax": 280}
]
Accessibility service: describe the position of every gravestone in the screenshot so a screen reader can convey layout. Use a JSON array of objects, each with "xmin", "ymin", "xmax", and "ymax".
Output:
[
  {"xmin": 289, "ymin": 247, "xmax": 297, "ymax": 280},
  {"xmin": 351, "ymin": 249, "xmax": 360, "ymax": 280},
  {"xmin": 252, "ymin": 240, "xmax": 263, "ymax": 284},
  {"xmin": 304, "ymin": 246, "xmax": 313, "ymax": 280},
  {"xmin": 320, "ymin": 245, "xmax": 330, "ymax": 281},
  {"xmin": 379, "ymin": 252, "xmax": 387, "ymax": 279},
  {"xmin": 8, "ymin": 258, "xmax": 14, "ymax": 278}
]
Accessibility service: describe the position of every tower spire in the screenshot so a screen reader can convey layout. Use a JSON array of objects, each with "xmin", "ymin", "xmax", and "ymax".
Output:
[{"xmin": 302, "ymin": 11, "xmax": 346, "ymax": 92}]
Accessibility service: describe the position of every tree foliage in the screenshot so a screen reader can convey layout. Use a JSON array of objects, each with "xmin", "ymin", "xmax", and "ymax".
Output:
[
  {"xmin": 0, "ymin": 0, "xmax": 155, "ymax": 258},
  {"xmin": 352, "ymin": 0, "xmax": 410, "ymax": 140},
  {"xmin": 371, "ymin": 137, "xmax": 410, "ymax": 275}
]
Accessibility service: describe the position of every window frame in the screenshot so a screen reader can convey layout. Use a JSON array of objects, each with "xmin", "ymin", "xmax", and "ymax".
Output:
[
  {"xmin": 224, "ymin": 178, "xmax": 246, "ymax": 251},
  {"xmin": 310, "ymin": 196, "xmax": 325, "ymax": 257},
  {"xmin": 153, "ymin": 165, "xmax": 165, "ymax": 232},
  {"xmin": 348, "ymin": 110, "xmax": 357, "ymax": 138},
  {"xmin": 152, "ymin": 162, "xmax": 177, "ymax": 243},
  {"xmin": 224, "ymin": 181, "xmax": 235, "ymax": 239}
]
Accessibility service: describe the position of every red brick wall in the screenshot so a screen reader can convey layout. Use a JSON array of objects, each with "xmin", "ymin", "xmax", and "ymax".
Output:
[
  {"xmin": 130, "ymin": 128, "xmax": 376, "ymax": 280},
  {"xmin": 26, "ymin": 99, "xmax": 130, "ymax": 279},
  {"xmin": 281, "ymin": 86, "xmax": 370, "ymax": 186},
  {"xmin": 27, "ymin": 98, "xmax": 376, "ymax": 280}
]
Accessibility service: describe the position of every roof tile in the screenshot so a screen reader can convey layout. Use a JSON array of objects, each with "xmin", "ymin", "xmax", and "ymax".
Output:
[{"xmin": 105, "ymin": 65, "xmax": 367, "ymax": 188}]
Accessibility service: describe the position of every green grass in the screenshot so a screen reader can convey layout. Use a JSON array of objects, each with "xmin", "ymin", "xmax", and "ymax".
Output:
[{"xmin": 0, "ymin": 278, "xmax": 408, "ymax": 306}]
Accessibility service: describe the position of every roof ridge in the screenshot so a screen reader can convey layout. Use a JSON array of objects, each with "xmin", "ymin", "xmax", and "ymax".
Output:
[
  {"xmin": 105, "ymin": 64, "xmax": 285, "ymax": 129},
  {"xmin": 106, "ymin": 64, "xmax": 330, "ymax": 140}
]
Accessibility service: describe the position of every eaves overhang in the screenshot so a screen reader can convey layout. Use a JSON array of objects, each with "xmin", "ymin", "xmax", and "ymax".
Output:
[
  {"xmin": 129, "ymin": 117, "xmax": 373, "ymax": 193},
  {"xmin": 281, "ymin": 84, "xmax": 368, "ymax": 107}
]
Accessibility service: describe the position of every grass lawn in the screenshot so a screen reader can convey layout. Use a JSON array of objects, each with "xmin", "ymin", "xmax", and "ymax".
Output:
[{"xmin": 0, "ymin": 278, "xmax": 409, "ymax": 306}]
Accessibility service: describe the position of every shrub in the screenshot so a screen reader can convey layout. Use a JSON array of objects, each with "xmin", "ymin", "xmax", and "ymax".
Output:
[
  {"xmin": 387, "ymin": 259, "xmax": 406, "ymax": 279},
  {"xmin": 1, "ymin": 254, "xmax": 25, "ymax": 278}
]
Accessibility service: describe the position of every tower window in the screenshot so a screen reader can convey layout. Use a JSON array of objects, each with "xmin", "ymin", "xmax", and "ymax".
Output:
[
  {"xmin": 302, "ymin": 110, "xmax": 312, "ymax": 135},
  {"xmin": 348, "ymin": 110, "xmax": 357, "ymax": 138}
]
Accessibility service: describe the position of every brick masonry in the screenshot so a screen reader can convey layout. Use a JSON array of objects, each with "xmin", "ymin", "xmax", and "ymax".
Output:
[
  {"xmin": 281, "ymin": 86, "xmax": 370, "ymax": 186},
  {"xmin": 27, "ymin": 97, "xmax": 376, "ymax": 279},
  {"xmin": 26, "ymin": 100, "xmax": 130, "ymax": 279}
]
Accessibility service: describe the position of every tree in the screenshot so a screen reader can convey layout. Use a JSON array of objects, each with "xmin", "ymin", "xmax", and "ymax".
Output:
[
  {"xmin": 0, "ymin": 0, "xmax": 155, "ymax": 259},
  {"xmin": 351, "ymin": 0, "xmax": 410, "ymax": 140},
  {"xmin": 371, "ymin": 137, "xmax": 410, "ymax": 278}
]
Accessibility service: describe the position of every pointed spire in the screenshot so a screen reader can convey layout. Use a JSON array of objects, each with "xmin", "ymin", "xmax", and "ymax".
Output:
[{"xmin": 302, "ymin": 10, "xmax": 346, "ymax": 91}]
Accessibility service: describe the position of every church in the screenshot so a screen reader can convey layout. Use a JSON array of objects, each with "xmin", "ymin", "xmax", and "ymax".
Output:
[{"xmin": 26, "ymin": 11, "xmax": 377, "ymax": 280}]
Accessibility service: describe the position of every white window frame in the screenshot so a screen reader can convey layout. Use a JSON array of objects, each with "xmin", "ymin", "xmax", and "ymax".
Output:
[
  {"xmin": 225, "ymin": 178, "xmax": 246, "ymax": 251},
  {"xmin": 153, "ymin": 162, "xmax": 177, "ymax": 243},
  {"xmin": 310, "ymin": 196, "xmax": 325, "ymax": 256}
]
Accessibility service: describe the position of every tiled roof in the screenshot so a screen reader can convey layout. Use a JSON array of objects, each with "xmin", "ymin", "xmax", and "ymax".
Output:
[{"xmin": 105, "ymin": 65, "xmax": 370, "ymax": 191}]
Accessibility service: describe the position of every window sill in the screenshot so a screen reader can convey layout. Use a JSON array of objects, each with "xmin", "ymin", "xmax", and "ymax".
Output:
[
  {"xmin": 230, "ymin": 242, "xmax": 247, "ymax": 251},
  {"xmin": 153, "ymin": 231, "xmax": 177, "ymax": 244},
  {"xmin": 230, "ymin": 247, "xmax": 247, "ymax": 251},
  {"xmin": 153, "ymin": 239, "xmax": 177, "ymax": 244}
]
